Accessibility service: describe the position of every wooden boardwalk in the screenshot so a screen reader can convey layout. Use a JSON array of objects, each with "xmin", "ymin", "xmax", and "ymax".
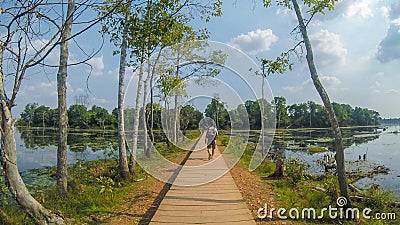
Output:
[{"xmin": 149, "ymin": 135, "xmax": 256, "ymax": 225}]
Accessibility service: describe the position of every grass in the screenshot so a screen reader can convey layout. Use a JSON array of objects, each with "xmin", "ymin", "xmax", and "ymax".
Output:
[
  {"xmin": 0, "ymin": 138, "xmax": 188, "ymax": 224},
  {"xmin": 309, "ymin": 146, "xmax": 328, "ymax": 153}
]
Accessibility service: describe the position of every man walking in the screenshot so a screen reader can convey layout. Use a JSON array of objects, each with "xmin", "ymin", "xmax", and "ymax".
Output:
[{"xmin": 205, "ymin": 124, "xmax": 218, "ymax": 160}]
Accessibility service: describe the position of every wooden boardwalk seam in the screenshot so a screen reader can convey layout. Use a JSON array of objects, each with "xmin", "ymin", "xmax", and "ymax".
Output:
[{"xmin": 149, "ymin": 135, "xmax": 256, "ymax": 225}]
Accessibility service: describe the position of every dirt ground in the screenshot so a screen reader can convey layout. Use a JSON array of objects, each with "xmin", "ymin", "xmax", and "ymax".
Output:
[
  {"xmin": 230, "ymin": 163, "xmax": 292, "ymax": 225},
  {"xmin": 101, "ymin": 176, "xmax": 165, "ymax": 225}
]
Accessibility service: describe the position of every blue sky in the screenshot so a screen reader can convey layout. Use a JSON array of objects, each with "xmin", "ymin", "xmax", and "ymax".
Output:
[{"xmin": 14, "ymin": 0, "xmax": 400, "ymax": 118}]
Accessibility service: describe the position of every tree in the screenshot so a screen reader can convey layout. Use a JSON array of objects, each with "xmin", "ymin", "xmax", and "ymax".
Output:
[
  {"xmin": 100, "ymin": 0, "xmax": 135, "ymax": 178},
  {"xmin": 263, "ymin": 0, "xmax": 350, "ymax": 202},
  {"xmin": 20, "ymin": 103, "xmax": 38, "ymax": 128},
  {"xmin": 56, "ymin": 0, "xmax": 75, "ymax": 197},
  {"xmin": 205, "ymin": 98, "xmax": 229, "ymax": 129},
  {"xmin": 180, "ymin": 105, "xmax": 203, "ymax": 133},
  {"xmin": 88, "ymin": 105, "xmax": 110, "ymax": 129},
  {"xmin": 244, "ymin": 100, "xmax": 261, "ymax": 130},
  {"xmin": 33, "ymin": 105, "xmax": 50, "ymax": 127},
  {"xmin": 274, "ymin": 96, "xmax": 289, "ymax": 128},
  {"xmin": 68, "ymin": 104, "xmax": 89, "ymax": 128},
  {"xmin": 288, "ymin": 103, "xmax": 308, "ymax": 128},
  {"xmin": 0, "ymin": 1, "xmax": 65, "ymax": 223}
]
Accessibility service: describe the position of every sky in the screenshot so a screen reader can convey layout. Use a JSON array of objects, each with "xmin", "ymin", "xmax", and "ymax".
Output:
[{"xmin": 12, "ymin": 0, "xmax": 400, "ymax": 118}]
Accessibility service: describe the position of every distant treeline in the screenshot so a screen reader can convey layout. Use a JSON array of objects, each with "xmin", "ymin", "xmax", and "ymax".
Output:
[
  {"xmin": 269, "ymin": 97, "xmax": 381, "ymax": 129},
  {"xmin": 17, "ymin": 103, "xmax": 119, "ymax": 129},
  {"xmin": 380, "ymin": 118, "xmax": 400, "ymax": 124},
  {"xmin": 17, "ymin": 97, "xmax": 381, "ymax": 130},
  {"xmin": 205, "ymin": 97, "xmax": 381, "ymax": 129}
]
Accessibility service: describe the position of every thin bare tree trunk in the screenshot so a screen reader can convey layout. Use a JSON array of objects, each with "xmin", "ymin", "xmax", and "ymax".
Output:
[
  {"xmin": 261, "ymin": 75, "xmax": 265, "ymax": 155},
  {"xmin": 56, "ymin": 0, "xmax": 75, "ymax": 197},
  {"xmin": 117, "ymin": 1, "xmax": 132, "ymax": 179},
  {"xmin": 143, "ymin": 57, "xmax": 151, "ymax": 158},
  {"xmin": 0, "ymin": 48, "xmax": 64, "ymax": 225},
  {"xmin": 129, "ymin": 56, "xmax": 145, "ymax": 174},
  {"xmin": 174, "ymin": 94, "xmax": 179, "ymax": 143},
  {"xmin": 291, "ymin": 0, "xmax": 350, "ymax": 202}
]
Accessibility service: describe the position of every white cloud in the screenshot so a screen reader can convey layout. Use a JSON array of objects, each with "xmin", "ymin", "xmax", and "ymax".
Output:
[
  {"xmin": 91, "ymin": 97, "xmax": 110, "ymax": 105},
  {"xmin": 343, "ymin": 0, "xmax": 374, "ymax": 18},
  {"xmin": 376, "ymin": 72, "xmax": 384, "ymax": 77},
  {"xmin": 386, "ymin": 89, "xmax": 400, "ymax": 94},
  {"xmin": 380, "ymin": 6, "xmax": 391, "ymax": 19},
  {"xmin": 282, "ymin": 75, "xmax": 341, "ymax": 94},
  {"xmin": 310, "ymin": 30, "xmax": 347, "ymax": 66},
  {"xmin": 75, "ymin": 88, "xmax": 84, "ymax": 94},
  {"xmin": 230, "ymin": 29, "xmax": 278, "ymax": 55},
  {"xmin": 282, "ymin": 79, "xmax": 312, "ymax": 93},
  {"xmin": 320, "ymin": 75, "xmax": 342, "ymax": 87},
  {"xmin": 276, "ymin": 8, "xmax": 291, "ymax": 16},
  {"xmin": 314, "ymin": 0, "xmax": 374, "ymax": 20},
  {"xmin": 392, "ymin": 18, "xmax": 400, "ymax": 26},
  {"xmin": 40, "ymin": 81, "xmax": 56, "ymax": 88},
  {"xmin": 87, "ymin": 56, "xmax": 104, "ymax": 76}
]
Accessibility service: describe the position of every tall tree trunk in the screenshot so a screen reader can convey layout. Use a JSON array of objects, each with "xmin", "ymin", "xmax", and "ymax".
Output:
[
  {"xmin": 291, "ymin": 0, "xmax": 350, "ymax": 202},
  {"xmin": 143, "ymin": 57, "xmax": 151, "ymax": 158},
  {"xmin": 261, "ymin": 76, "xmax": 265, "ymax": 155},
  {"xmin": 174, "ymin": 94, "xmax": 179, "ymax": 143},
  {"xmin": 173, "ymin": 51, "xmax": 181, "ymax": 144},
  {"xmin": 149, "ymin": 49, "xmax": 163, "ymax": 144},
  {"xmin": 117, "ymin": 2, "xmax": 131, "ymax": 179},
  {"xmin": 129, "ymin": 56, "xmax": 145, "ymax": 174},
  {"xmin": 0, "ymin": 48, "xmax": 64, "ymax": 225},
  {"xmin": 56, "ymin": 0, "xmax": 75, "ymax": 197}
]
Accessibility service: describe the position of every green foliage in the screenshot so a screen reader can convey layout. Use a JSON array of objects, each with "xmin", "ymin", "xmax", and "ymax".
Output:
[
  {"xmin": 263, "ymin": 0, "xmax": 336, "ymax": 15},
  {"xmin": 285, "ymin": 158, "xmax": 309, "ymax": 185},
  {"xmin": 0, "ymin": 177, "xmax": 9, "ymax": 207},
  {"xmin": 204, "ymin": 97, "xmax": 229, "ymax": 129},
  {"xmin": 0, "ymin": 204, "xmax": 34, "ymax": 225},
  {"xmin": 18, "ymin": 103, "xmax": 38, "ymax": 127},
  {"xmin": 97, "ymin": 176, "xmax": 118, "ymax": 201},
  {"xmin": 274, "ymin": 96, "xmax": 290, "ymax": 128},
  {"xmin": 18, "ymin": 104, "xmax": 118, "ymax": 129},
  {"xmin": 323, "ymin": 175, "xmax": 339, "ymax": 203},
  {"xmin": 180, "ymin": 105, "xmax": 203, "ymax": 131},
  {"xmin": 217, "ymin": 134, "xmax": 230, "ymax": 147},
  {"xmin": 68, "ymin": 104, "xmax": 89, "ymax": 128},
  {"xmin": 260, "ymin": 52, "xmax": 293, "ymax": 76},
  {"xmin": 234, "ymin": 140, "xmax": 275, "ymax": 176},
  {"xmin": 363, "ymin": 185, "xmax": 397, "ymax": 210},
  {"xmin": 99, "ymin": 0, "xmax": 222, "ymax": 66},
  {"xmin": 308, "ymin": 146, "xmax": 327, "ymax": 153}
]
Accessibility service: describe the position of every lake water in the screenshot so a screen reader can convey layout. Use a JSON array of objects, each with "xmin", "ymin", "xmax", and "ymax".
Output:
[
  {"xmin": 14, "ymin": 128, "xmax": 118, "ymax": 172},
  {"xmin": 6, "ymin": 126, "xmax": 400, "ymax": 198},
  {"xmin": 272, "ymin": 126, "xmax": 400, "ymax": 198}
]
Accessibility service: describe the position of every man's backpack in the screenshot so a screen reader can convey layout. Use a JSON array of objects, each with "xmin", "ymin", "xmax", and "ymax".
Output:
[{"xmin": 207, "ymin": 127, "xmax": 216, "ymax": 138}]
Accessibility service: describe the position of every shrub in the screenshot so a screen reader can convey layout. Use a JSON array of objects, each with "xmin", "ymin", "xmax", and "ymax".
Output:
[{"xmin": 285, "ymin": 158, "xmax": 308, "ymax": 185}]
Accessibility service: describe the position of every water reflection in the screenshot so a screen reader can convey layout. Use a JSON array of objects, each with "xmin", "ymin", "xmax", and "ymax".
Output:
[{"xmin": 15, "ymin": 127, "xmax": 118, "ymax": 172}]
